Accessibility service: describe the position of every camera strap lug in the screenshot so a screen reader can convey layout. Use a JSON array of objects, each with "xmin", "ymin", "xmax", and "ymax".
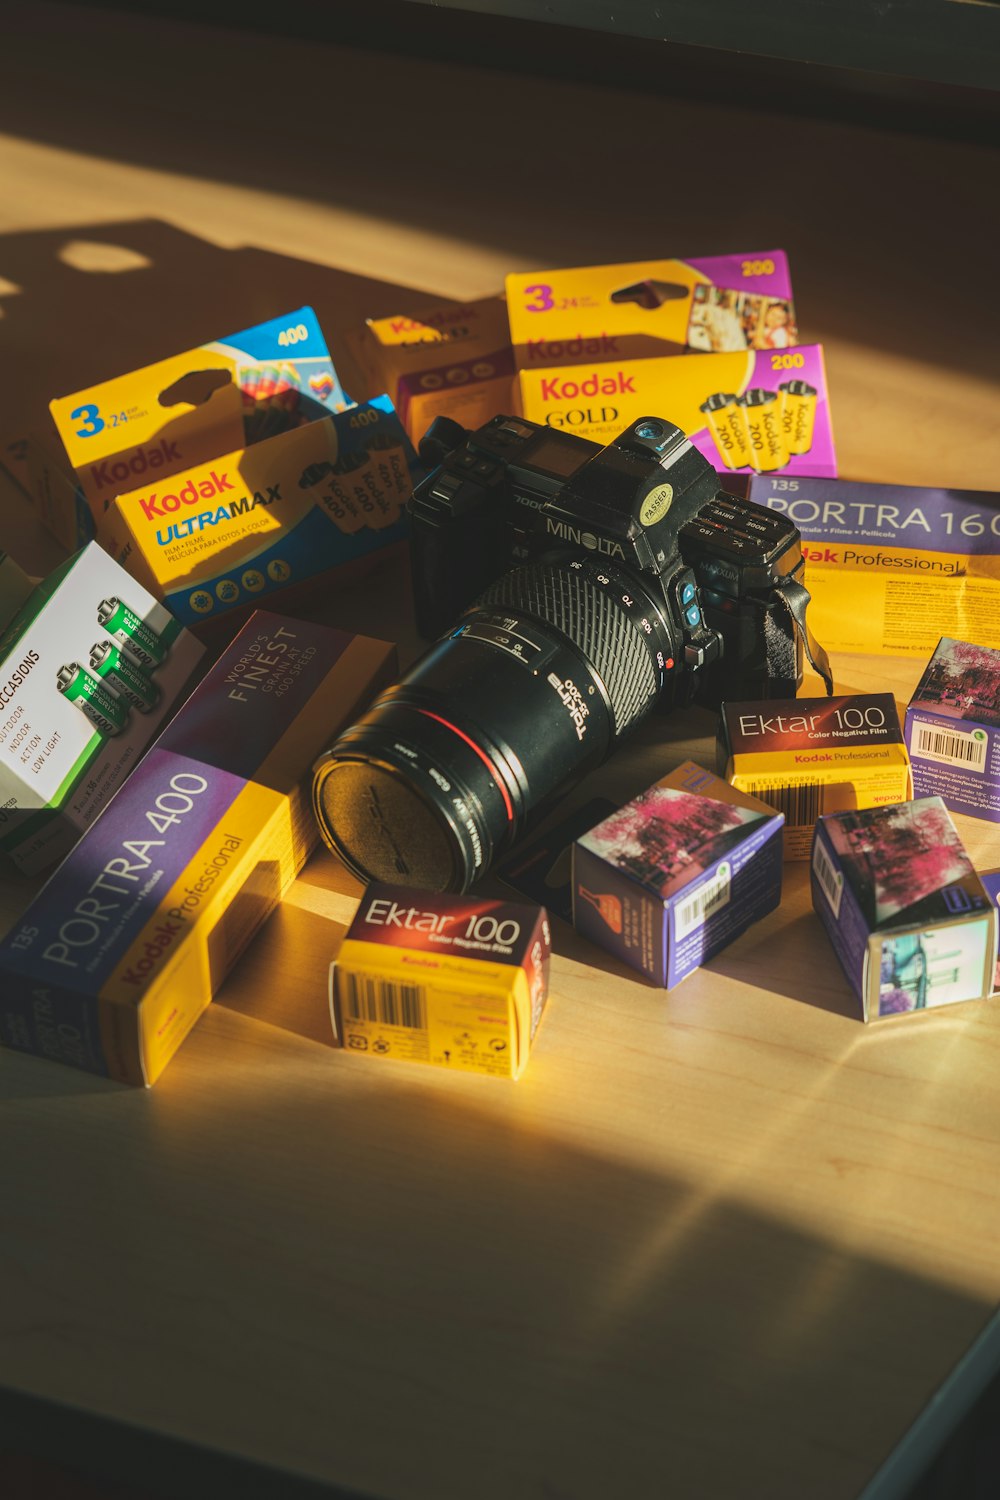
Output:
[{"xmin": 774, "ymin": 577, "xmax": 834, "ymax": 695}]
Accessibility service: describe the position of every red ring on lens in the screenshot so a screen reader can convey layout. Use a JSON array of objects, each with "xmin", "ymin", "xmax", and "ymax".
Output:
[{"xmin": 415, "ymin": 710, "xmax": 515, "ymax": 823}]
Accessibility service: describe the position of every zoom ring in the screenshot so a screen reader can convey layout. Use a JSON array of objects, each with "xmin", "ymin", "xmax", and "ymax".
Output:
[{"xmin": 478, "ymin": 561, "xmax": 661, "ymax": 736}]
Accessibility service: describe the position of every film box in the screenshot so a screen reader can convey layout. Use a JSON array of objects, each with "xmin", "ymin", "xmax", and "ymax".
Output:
[
  {"xmin": 811, "ymin": 798, "xmax": 997, "ymax": 1021},
  {"xmin": 329, "ymin": 885, "xmax": 551, "ymax": 1079},
  {"xmin": 571, "ymin": 760, "xmax": 783, "ymax": 988},
  {"xmin": 904, "ymin": 638, "xmax": 1000, "ymax": 821},
  {"xmin": 8, "ymin": 307, "xmax": 350, "ymax": 552},
  {"xmin": 0, "ymin": 542, "xmax": 204, "ymax": 875},
  {"xmin": 346, "ymin": 296, "xmax": 514, "ymax": 445},
  {"xmin": 96, "ymin": 397, "xmax": 417, "ymax": 631},
  {"xmin": 746, "ymin": 475, "xmax": 1000, "ymax": 658},
  {"xmin": 516, "ymin": 343, "xmax": 836, "ymax": 480},
  {"xmin": 506, "ymin": 250, "xmax": 797, "ymax": 366},
  {"xmin": 719, "ymin": 695, "xmax": 913, "ymax": 860},
  {"xmin": 0, "ymin": 612, "xmax": 397, "ymax": 1086},
  {"xmin": 980, "ymin": 871, "xmax": 1000, "ymax": 992}
]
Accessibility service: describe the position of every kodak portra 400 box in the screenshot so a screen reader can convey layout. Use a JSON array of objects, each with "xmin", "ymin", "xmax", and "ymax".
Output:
[
  {"xmin": 905, "ymin": 638, "xmax": 1000, "ymax": 822},
  {"xmin": 719, "ymin": 695, "xmax": 913, "ymax": 860},
  {"xmin": 572, "ymin": 760, "xmax": 783, "ymax": 987},
  {"xmin": 0, "ymin": 612, "xmax": 396, "ymax": 1086},
  {"xmin": 329, "ymin": 885, "xmax": 551, "ymax": 1079},
  {"xmin": 97, "ymin": 396, "xmax": 418, "ymax": 631},
  {"xmin": 811, "ymin": 797, "xmax": 997, "ymax": 1021},
  {"xmin": 0, "ymin": 541, "xmax": 204, "ymax": 874}
]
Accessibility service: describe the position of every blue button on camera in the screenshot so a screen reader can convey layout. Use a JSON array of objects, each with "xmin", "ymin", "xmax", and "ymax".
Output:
[
  {"xmin": 680, "ymin": 581, "xmax": 696, "ymax": 606},
  {"xmin": 685, "ymin": 604, "xmax": 702, "ymax": 628}
]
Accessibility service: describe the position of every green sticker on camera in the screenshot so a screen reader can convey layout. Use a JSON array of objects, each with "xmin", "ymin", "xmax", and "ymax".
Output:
[{"xmin": 640, "ymin": 483, "xmax": 673, "ymax": 526}]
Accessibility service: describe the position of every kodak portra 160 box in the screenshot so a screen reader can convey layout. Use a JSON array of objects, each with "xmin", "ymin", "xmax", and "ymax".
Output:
[
  {"xmin": 904, "ymin": 638, "xmax": 1000, "ymax": 822},
  {"xmin": 17, "ymin": 307, "xmax": 350, "ymax": 551},
  {"xmin": 571, "ymin": 760, "xmax": 783, "ymax": 988},
  {"xmin": 811, "ymin": 798, "xmax": 997, "ymax": 1021},
  {"xmin": 96, "ymin": 397, "xmax": 417, "ymax": 631},
  {"xmin": 0, "ymin": 612, "xmax": 397, "ymax": 1085},
  {"xmin": 329, "ymin": 885, "xmax": 551, "ymax": 1079},
  {"xmin": 0, "ymin": 541, "xmax": 204, "ymax": 874},
  {"xmin": 517, "ymin": 344, "xmax": 835, "ymax": 480},
  {"xmin": 347, "ymin": 296, "xmax": 514, "ymax": 444},
  {"xmin": 747, "ymin": 475, "xmax": 1000, "ymax": 657},
  {"xmin": 719, "ymin": 695, "xmax": 913, "ymax": 860},
  {"xmin": 506, "ymin": 250, "xmax": 797, "ymax": 366}
]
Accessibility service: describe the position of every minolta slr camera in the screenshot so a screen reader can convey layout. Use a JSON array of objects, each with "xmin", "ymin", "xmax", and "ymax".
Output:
[{"xmin": 313, "ymin": 414, "xmax": 831, "ymax": 892}]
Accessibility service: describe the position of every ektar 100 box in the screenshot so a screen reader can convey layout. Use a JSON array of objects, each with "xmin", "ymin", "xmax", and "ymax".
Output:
[
  {"xmin": 904, "ymin": 638, "xmax": 1000, "ymax": 822},
  {"xmin": 0, "ymin": 542, "xmax": 204, "ymax": 874},
  {"xmin": 329, "ymin": 886, "xmax": 550, "ymax": 1079},
  {"xmin": 517, "ymin": 343, "xmax": 835, "ymax": 480},
  {"xmin": 506, "ymin": 250, "xmax": 797, "ymax": 367},
  {"xmin": 10, "ymin": 307, "xmax": 351, "ymax": 553},
  {"xmin": 346, "ymin": 296, "xmax": 514, "ymax": 445},
  {"xmin": 96, "ymin": 396, "xmax": 417, "ymax": 631},
  {"xmin": 719, "ymin": 695, "xmax": 913, "ymax": 860},
  {"xmin": 571, "ymin": 761, "xmax": 783, "ymax": 988},
  {"xmin": 0, "ymin": 612, "xmax": 397, "ymax": 1086},
  {"xmin": 811, "ymin": 797, "xmax": 997, "ymax": 1021},
  {"xmin": 746, "ymin": 475, "xmax": 1000, "ymax": 658}
]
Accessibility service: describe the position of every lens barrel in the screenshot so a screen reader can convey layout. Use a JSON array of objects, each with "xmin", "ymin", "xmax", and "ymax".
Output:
[{"xmin": 313, "ymin": 555, "xmax": 677, "ymax": 891}]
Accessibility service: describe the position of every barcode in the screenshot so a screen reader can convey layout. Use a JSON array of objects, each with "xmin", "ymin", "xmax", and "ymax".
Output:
[
  {"xmin": 913, "ymin": 720, "xmax": 987, "ymax": 772},
  {"xmin": 339, "ymin": 973, "xmax": 427, "ymax": 1030},
  {"xmin": 675, "ymin": 861, "xmax": 731, "ymax": 941},
  {"xmin": 812, "ymin": 835, "xmax": 843, "ymax": 917},
  {"xmin": 744, "ymin": 780, "xmax": 823, "ymax": 826}
]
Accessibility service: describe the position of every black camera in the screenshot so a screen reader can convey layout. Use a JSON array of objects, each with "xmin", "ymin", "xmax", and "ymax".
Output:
[{"xmin": 313, "ymin": 414, "xmax": 831, "ymax": 892}]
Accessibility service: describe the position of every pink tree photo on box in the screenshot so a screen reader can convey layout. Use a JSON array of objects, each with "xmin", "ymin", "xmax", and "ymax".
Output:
[
  {"xmin": 828, "ymin": 800, "xmax": 974, "ymax": 923},
  {"xmin": 580, "ymin": 787, "xmax": 764, "ymax": 898},
  {"xmin": 916, "ymin": 639, "xmax": 1000, "ymax": 725}
]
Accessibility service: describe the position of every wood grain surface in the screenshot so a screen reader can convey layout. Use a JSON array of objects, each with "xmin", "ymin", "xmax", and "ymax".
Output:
[{"xmin": 1, "ymin": 7, "xmax": 999, "ymax": 1498}]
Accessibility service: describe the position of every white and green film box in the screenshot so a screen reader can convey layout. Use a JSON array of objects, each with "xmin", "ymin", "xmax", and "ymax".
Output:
[{"xmin": 0, "ymin": 542, "xmax": 204, "ymax": 873}]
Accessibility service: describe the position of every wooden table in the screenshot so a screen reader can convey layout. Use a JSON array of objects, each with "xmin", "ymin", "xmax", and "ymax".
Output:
[{"xmin": 2, "ymin": 7, "xmax": 1000, "ymax": 1498}]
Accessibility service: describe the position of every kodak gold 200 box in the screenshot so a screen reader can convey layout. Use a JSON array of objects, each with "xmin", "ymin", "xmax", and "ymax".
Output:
[
  {"xmin": 719, "ymin": 695, "xmax": 912, "ymax": 860},
  {"xmin": 330, "ymin": 885, "xmax": 551, "ymax": 1079},
  {"xmin": 0, "ymin": 612, "xmax": 396, "ymax": 1085}
]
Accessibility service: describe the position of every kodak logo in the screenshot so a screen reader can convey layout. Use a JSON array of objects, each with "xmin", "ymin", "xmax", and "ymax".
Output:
[
  {"xmin": 138, "ymin": 469, "xmax": 233, "ymax": 520},
  {"xmin": 527, "ymin": 333, "xmax": 619, "ymax": 362},
  {"xmin": 539, "ymin": 370, "xmax": 635, "ymax": 402},
  {"xmin": 89, "ymin": 438, "xmax": 181, "ymax": 492}
]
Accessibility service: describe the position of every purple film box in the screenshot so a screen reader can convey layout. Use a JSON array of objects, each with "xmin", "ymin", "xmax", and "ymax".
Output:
[
  {"xmin": 571, "ymin": 760, "xmax": 783, "ymax": 988},
  {"xmin": 811, "ymin": 797, "xmax": 997, "ymax": 1022},
  {"xmin": 904, "ymin": 638, "xmax": 1000, "ymax": 822},
  {"xmin": 981, "ymin": 871, "xmax": 1000, "ymax": 992}
]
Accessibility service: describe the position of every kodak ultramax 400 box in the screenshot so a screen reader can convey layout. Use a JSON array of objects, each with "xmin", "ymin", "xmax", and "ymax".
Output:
[
  {"xmin": 811, "ymin": 798, "xmax": 997, "ymax": 1021},
  {"xmin": 0, "ymin": 542, "xmax": 203, "ymax": 874},
  {"xmin": 329, "ymin": 885, "xmax": 551, "ymax": 1079},
  {"xmin": 95, "ymin": 395, "xmax": 418, "ymax": 631},
  {"xmin": 16, "ymin": 307, "xmax": 351, "ymax": 552},
  {"xmin": 0, "ymin": 612, "xmax": 396, "ymax": 1086},
  {"xmin": 506, "ymin": 251, "xmax": 836, "ymax": 480},
  {"xmin": 747, "ymin": 476, "xmax": 1000, "ymax": 657},
  {"xmin": 347, "ymin": 297, "xmax": 514, "ymax": 445},
  {"xmin": 904, "ymin": 638, "xmax": 1000, "ymax": 822},
  {"xmin": 719, "ymin": 695, "xmax": 913, "ymax": 860},
  {"xmin": 571, "ymin": 760, "xmax": 783, "ymax": 988}
]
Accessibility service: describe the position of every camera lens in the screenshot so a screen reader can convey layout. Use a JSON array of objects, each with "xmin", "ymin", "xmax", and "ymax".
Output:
[
  {"xmin": 634, "ymin": 420, "xmax": 664, "ymax": 440},
  {"xmin": 313, "ymin": 554, "xmax": 678, "ymax": 891}
]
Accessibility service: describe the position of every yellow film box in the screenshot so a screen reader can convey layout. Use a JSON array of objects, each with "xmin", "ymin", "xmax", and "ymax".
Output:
[
  {"xmin": 719, "ymin": 695, "xmax": 913, "ymax": 860},
  {"xmin": 329, "ymin": 885, "xmax": 551, "ymax": 1079},
  {"xmin": 0, "ymin": 612, "xmax": 397, "ymax": 1086},
  {"xmin": 517, "ymin": 343, "xmax": 836, "ymax": 479},
  {"xmin": 747, "ymin": 475, "xmax": 1000, "ymax": 657},
  {"xmin": 96, "ymin": 398, "xmax": 416, "ymax": 632},
  {"xmin": 506, "ymin": 250, "xmax": 797, "ymax": 367},
  {"xmin": 7, "ymin": 308, "xmax": 350, "ymax": 552},
  {"xmin": 347, "ymin": 296, "xmax": 514, "ymax": 444}
]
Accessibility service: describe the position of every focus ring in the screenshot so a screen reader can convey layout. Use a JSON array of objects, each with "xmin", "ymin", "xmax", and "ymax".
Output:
[{"xmin": 478, "ymin": 561, "xmax": 660, "ymax": 736}]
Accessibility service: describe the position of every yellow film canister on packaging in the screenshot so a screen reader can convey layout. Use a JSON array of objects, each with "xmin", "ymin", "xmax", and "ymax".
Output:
[
  {"xmin": 699, "ymin": 391, "xmax": 751, "ymax": 470},
  {"xmin": 778, "ymin": 379, "xmax": 818, "ymax": 456},
  {"xmin": 739, "ymin": 388, "xmax": 789, "ymax": 473}
]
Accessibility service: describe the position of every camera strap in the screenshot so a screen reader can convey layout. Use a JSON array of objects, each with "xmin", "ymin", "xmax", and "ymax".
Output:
[{"xmin": 774, "ymin": 577, "xmax": 835, "ymax": 695}]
